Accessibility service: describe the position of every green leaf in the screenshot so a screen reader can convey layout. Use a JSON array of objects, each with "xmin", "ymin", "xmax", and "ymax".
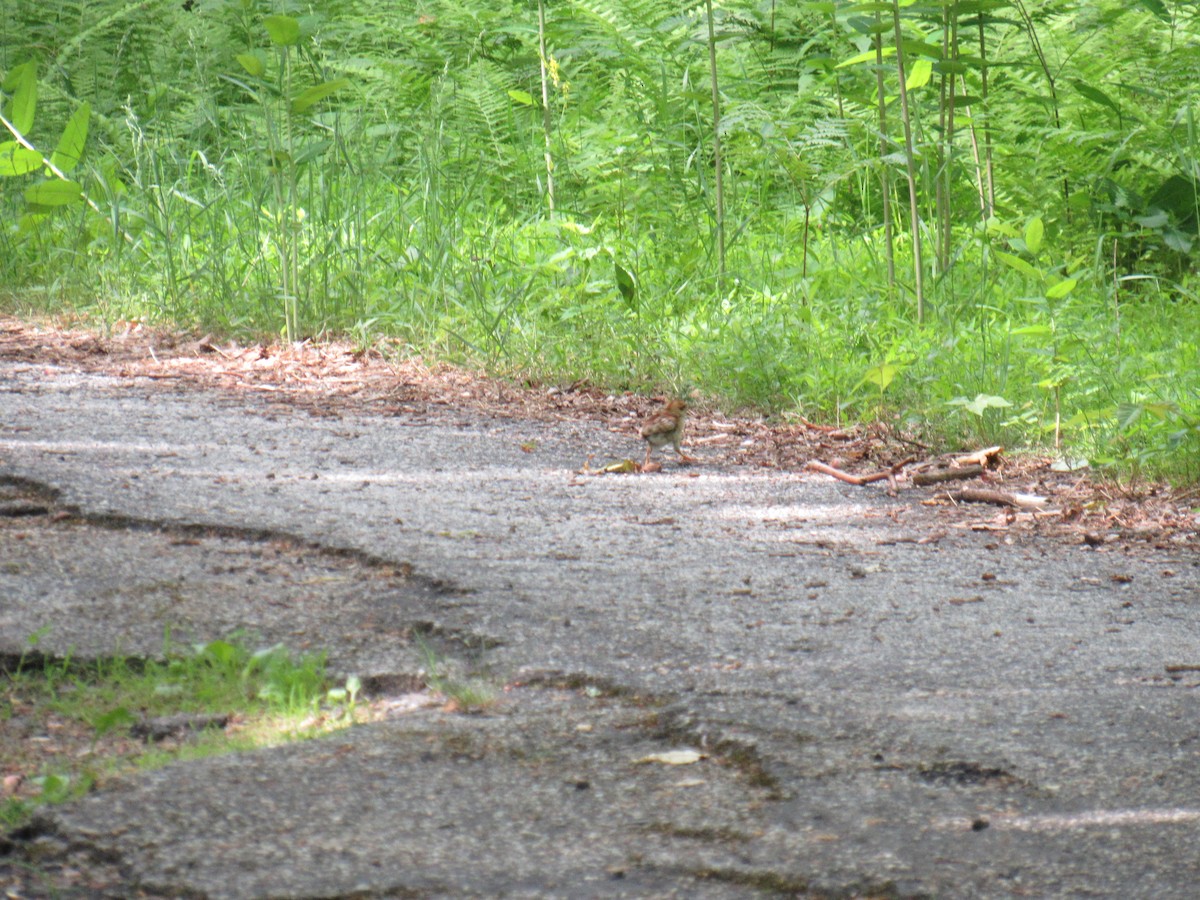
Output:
[
  {"xmin": 293, "ymin": 140, "xmax": 332, "ymax": 165},
  {"xmin": 1023, "ymin": 217, "xmax": 1044, "ymax": 255},
  {"xmin": 861, "ymin": 362, "xmax": 897, "ymax": 392},
  {"xmin": 1146, "ymin": 175, "xmax": 1199, "ymax": 221},
  {"xmin": 845, "ymin": 16, "xmax": 892, "ymax": 36},
  {"xmin": 994, "ymin": 250, "xmax": 1040, "ymax": 280},
  {"xmin": 1136, "ymin": 0, "xmax": 1170, "ymax": 21},
  {"xmin": 17, "ymin": 212, "xmax": 48, "ymax": 233},
  {"xmin": 1044, "ymin": 277, "xmax": 1077, "ymax": 300},
  {"xmin": 263, "ymin": 15, "xmax": 301, "ymax": 46},
  {"xmin": 1162, "ymin": 228, "xmax": 1193, "ymax": 253},
  {"xmin": 963, "ymin": 394, "xmax": 1011, "ymax": 416},
  {"xmin": 5, "ymin": 61, "xmax": 38, "ymax": 135},
  {"xmin": 199, "ymin": 639, "xmax": 239, "ymax": 667},
  {"xmin": 508, "ymin": 89, "xmax": 535, "ymax": 106},
  {"xmin": 24, "ymin": 179, "xmax": 83, "ymax": 206},
  {"xmin": 905, "ymin": 58, "xmax": 933, "ymax": 90},
  {"xmin": 1115, "ymin": 401, "xmax": 1143, "ymax": 430},
  {"xmin": 614, "ymin": 262, "xmax": 637, "ymax": 309},
  {"xmin": 93, "ymin": 706, "xmax": 137, "ymax": 736},
  {"xmin": 837, "ymin": 46, "xmax": 894, "ymax": 68},
  {"xmin": 1071, "ymin": 79, "xmax": 1120, "ymax": 116},
  {"xmin": 1009, "ymin": 324, "xmax": 1052, "ymax": 337},
  {"xmin": 933, "ymin": 59, "xmax": 968, "ymax": 76},
  {"xmin": 34, "ymin": 774, "xmax": 72, "ymax": 803},
  {"xmin": 50, "ymin": 102, "xmax": 89, "ymax": 174},
  {"xmin": 1134, "ymin": 210, "xmax": 1169, "ymax": 229},
  {"xmin": 900, "ymin": 39, "xmax": 943, "ymax": 58},
  {"xmin": 237, "ymin": 53, "xmax": 266, "ymax": 78},
  {"xmin": 290, "ymin": 78, "xmax": 350, "ymax": 114},
  {"xmin": 0, "ymin": 141, "xmax": 43, "ymax": 176},
  {"xmin": 986, "ymin": 218, "xmax": 1020, "ymax": 239},
  {"xmin": 247, "ymin": 643, "xmax": 287, "ymax": 672},
  {"xmin": 1143, "ymin": 401, "xmax": 1178, "ymax": 421}
]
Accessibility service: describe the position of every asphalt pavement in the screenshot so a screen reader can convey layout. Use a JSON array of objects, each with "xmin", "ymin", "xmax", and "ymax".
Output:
[{"xmin": 2, "ymin": 359, "xmax": 1199, "ymax": 898}]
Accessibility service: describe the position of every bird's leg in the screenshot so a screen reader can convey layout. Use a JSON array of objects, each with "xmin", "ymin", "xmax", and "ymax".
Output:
[
  {"xmin": 643, "ymin": 445, "xmax": 654, "ymax": 468},
  {"xmin": 675, "ymin": 441, "xmax": 697, "ymax": 464}
]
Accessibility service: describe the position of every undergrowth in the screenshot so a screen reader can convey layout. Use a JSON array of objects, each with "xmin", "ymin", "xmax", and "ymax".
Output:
[{"xmin": 2, "ymin": 1, "xmax": 1199, "ymax": 483}]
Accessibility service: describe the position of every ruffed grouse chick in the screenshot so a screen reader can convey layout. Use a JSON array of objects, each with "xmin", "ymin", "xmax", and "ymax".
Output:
[{"xmin": 640, "ymin": 398, "xmax": 696, "ymax": 468}]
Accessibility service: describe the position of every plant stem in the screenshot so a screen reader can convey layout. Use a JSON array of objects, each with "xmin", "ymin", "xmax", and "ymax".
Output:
[
  {"xmin": 704, "ymin": 0, "xmax": 725, "ymax": 290},
  {"xmin": 890, "ymin": 0, "xmax": 925, "ymax": 323},
  {"xmin": 537, "ymin": 0, "xmax": 555, "ymax": 214}
]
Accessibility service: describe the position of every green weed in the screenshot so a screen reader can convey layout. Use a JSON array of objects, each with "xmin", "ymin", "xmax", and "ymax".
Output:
[
  {"xmin": 2, "ymin": 1, "xmax": 1198, "ymax": 481},
  {"xmin": 417, "ymin": 638, "xmax": 498, "ymax": 714},
  {"xmin": 1, "ymin": 630, "xmax": 343, "ymax": 832}
]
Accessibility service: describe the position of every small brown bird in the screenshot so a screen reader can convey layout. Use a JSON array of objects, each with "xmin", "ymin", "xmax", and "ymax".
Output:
[{"xmin": 640, "ymin": 398, "xmax": 696, "ymax": 468}]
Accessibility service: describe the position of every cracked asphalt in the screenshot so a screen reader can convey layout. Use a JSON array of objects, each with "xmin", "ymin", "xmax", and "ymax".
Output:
[{"xmin": 2, "ymin": 357, "xmax": 1200, "ymax": 898}]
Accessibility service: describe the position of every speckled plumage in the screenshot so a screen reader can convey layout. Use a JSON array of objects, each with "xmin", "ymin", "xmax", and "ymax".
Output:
[{"xmin": 640, "ymin": 399, "xmax": 694, "ymax": 467}]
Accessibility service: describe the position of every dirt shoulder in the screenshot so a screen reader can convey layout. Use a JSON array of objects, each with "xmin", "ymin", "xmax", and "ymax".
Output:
[{"xmin": 2, "ymin": 314, "xmax": 1195, "ymax": 550}]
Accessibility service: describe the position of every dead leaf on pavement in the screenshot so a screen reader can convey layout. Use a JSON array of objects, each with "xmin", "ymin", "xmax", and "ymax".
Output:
[{"xmin": 635, "ymin": 749, "xmax": 705, "ymax": 766}]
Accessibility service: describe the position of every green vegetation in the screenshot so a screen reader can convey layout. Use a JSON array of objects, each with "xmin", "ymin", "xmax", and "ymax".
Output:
[
  {"xmin": 1, "ymin": 1, "xmax": 1198, "ymax": 480},
  {"xmin": 419, "ymin": 638, "xmax": 499, "ymax": 714},
  {"xmin": 1, "ymin": 630, "xmax": 352, "ymax": 831}
]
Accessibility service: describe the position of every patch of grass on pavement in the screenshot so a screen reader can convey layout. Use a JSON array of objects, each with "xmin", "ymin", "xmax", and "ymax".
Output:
[
  {"xmin": 417, "ymin": 638, "xmax": 499, "ymax": 714},
  {"xmin": 1, "ymin": 630, "xmax": 358, "ymax": 832}
]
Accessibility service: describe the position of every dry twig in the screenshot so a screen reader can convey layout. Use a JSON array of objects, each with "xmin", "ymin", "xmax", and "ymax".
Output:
[
  {"xmin": 912, "ymin": 464, "xmax": 984, "ymax": 486},
  {"xmin": 940, "ymin": 488, "xmax": 1047, "ymax": 510},
  {"xmin": 807, "ymin": 458, "xmax": 914, "ymax": 486}
]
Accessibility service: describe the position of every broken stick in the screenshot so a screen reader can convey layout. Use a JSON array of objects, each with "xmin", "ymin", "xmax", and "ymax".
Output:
[
  {"xmin": 911, "ymin": 464, "xmax": 984, "ymax": 486},
  {"xmin": 939, "ymin": 488, "xmax": 1047, "ymax": 510},
  {"xmin": 807, "ymin": 458, "xmax": 914, "ymax": 486}
]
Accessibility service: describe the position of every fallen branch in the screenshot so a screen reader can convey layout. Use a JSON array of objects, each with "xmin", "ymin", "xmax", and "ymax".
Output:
[
  {"xmin": 197, "ymin": 335, "xmax": 237, "ymax": 360},
  {"xmin": 132, "ymin": 713, "xmax": 230, "ymax": 743},
  {"xmin": 807, "ymin": 458, "xmax": 914, "ymax": 486},
  {"xmin": 912, "ymin": 464, "xmax": 984, "ymax": 486},
  {"xmin": 895, "ymin": 433, "xmax": 932, "ymax": 451},
  {"xmin": 939, "ymin": 488, "xmax": 1047, "ymax": 510},
  {"xmin": 798, "ymin": 417, "xmax": 852, "ymax": 437},
  {"xmin": 953, "ymin": 445, "xmax": 1004, "ymax": 468},
  {"xmin": 807, "ymin": 461, "xmax": 880, "ymax": 485}
]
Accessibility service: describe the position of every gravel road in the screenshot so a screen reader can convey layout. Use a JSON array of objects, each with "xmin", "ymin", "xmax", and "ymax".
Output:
[{"xmin": 2, "ymin": 354, "xmax": 1199, "ymax": 898}]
